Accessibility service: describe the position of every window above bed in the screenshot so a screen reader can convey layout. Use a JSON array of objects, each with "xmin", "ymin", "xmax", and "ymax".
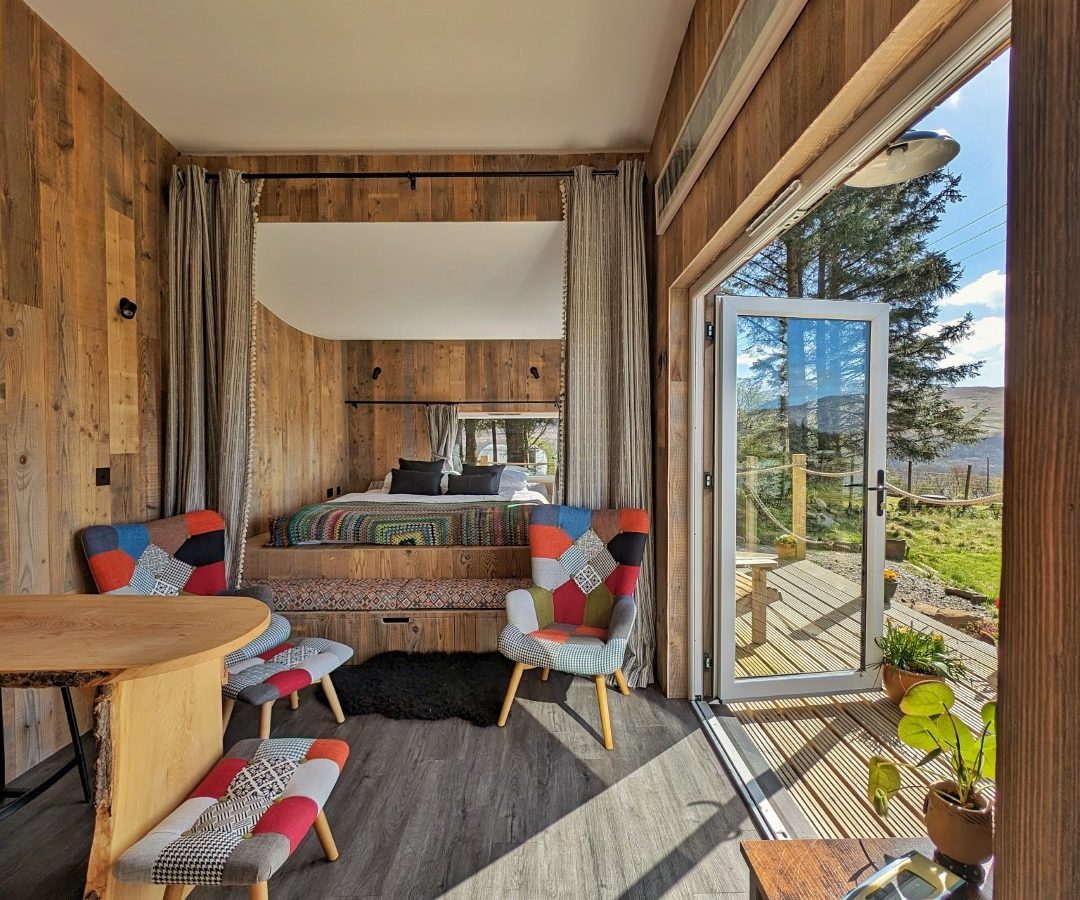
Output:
[{"xmin": 457, "ymin": 414, "xmax": 559, "ymax": 476}]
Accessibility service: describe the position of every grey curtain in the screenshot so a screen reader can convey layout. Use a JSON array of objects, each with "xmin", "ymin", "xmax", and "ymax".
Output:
[
  {"xmin": 165, "ymin": 166, "xmax": 263, "ymax": 585},
  {"xmin": 425, "ymin": 403, "xmax": 460, "ymax": 471},
  {"xmin": 560, "ymin": 160, "xmax": 655, "ymax": 688}
]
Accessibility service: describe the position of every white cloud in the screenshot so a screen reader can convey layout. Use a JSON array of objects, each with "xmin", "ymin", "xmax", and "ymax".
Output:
[
  {"xmin": 940, "ymin": 269, "xmax": 1005, "ymax": 311},
  {"xmin": 924, "ymin": 314, "xmax": 1005, "ymax": 384},
  {"xmin": 944, "ymin": 89, "xmax": 963, "ymax": 108}
]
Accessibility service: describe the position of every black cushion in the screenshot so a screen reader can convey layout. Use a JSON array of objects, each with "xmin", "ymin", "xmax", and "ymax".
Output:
[
  {"xmin": 446, "ymin": 472, "xmax": 501, "ymax": 495},
  {"xmin": 461, "ymin": 463, "xmax": 505, "ymax": 478},
  {"xmin": 223, "ymin": 585, "xmax": 276, "ymax": 612},
  {"xmin": 399, "ymin": 457, "xmax": 444, "ymax": 474},
  {"xmin": 389, "ymin": 468, "xmax": 443, "ymax": 495}
]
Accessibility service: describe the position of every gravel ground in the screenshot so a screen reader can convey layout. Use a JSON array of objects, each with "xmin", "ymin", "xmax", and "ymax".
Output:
[{"xmin": 807, "ymin": 548, "xmax": 993, "ymax": 620}]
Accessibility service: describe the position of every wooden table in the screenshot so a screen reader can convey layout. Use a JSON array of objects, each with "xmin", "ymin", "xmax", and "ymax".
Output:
[
  {"xmin": 0, "ymin": 594, "xmax": 269, "ymax": 900},
  {"xmin": 736, "ymin": 553, "xmax": 778, "ymax": 644},
  {"xmin": 741, "ymin": 838, "xmax": 992, "ymax": 899}
]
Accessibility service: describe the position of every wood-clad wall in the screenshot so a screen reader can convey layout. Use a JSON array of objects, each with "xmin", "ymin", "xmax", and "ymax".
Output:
[
  {"xmin": 999, "ymin": 0, "xmax": 1080, "ymax": 892},
  {"xmin": 344, "ymin": 340, "xmax": 561, "ymax": 488},
  {"xmin": 182, "ymin": 153, "xmax": 636, "ymax": 223},
  {"xmin": 248, "ymin": 307, "xmax": 349, "ymax": 535},
  {"xmin": 0, "ymin": 0, "xmax": 175, "ymax": 777},
  {"xmin": 646, "ymin": 0, "xmax": 981, "ymax": 696}
]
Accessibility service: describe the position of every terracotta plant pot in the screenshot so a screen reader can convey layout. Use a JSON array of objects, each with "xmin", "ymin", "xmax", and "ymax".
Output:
[
  {"xmin": 924, "ymin": 781, "xmax": 994, "ymax": 866},
  {"xmin": 775, "ymin": 543, "xmax": 798, "ymax": 561},
  {"xmin": 881, "ymin": 664, "xmax": 944, "ymax": 704}
]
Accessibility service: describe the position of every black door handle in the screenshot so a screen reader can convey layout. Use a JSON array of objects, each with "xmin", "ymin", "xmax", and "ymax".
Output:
[{"xmin": 866, "ymin": 469, "xmax": 886, "ymax": 517}]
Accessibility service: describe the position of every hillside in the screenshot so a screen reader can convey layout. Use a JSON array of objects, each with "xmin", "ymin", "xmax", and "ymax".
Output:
[{"xmin": 889, "ymin": 386, "xmax": 1004, "ymax": 475}]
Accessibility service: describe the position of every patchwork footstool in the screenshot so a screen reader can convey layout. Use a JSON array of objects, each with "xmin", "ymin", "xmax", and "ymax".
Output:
[
  {"xmin": 222, "ymin": 622, "xmax": 354, "ymax": 738},
  {"xmin": 114, "ymin": 737, "xmax": 348, "ymax": 900}
]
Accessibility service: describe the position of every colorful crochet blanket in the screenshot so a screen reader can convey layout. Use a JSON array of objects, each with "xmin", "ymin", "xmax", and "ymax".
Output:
[{"xmin": 267, "ymin": 500, "xmax": 539, "ymax": 547}]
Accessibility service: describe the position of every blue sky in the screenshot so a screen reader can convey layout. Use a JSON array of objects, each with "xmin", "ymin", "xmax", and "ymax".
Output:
[{"xmin": 915, "ymin": 50, "xmax": 1010, "ymax": 386}]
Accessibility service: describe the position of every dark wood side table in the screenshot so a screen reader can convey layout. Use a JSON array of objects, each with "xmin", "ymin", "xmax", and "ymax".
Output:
[{"xmin": 741, "ymin": 838, "xmax": 992, "ymax": 899}]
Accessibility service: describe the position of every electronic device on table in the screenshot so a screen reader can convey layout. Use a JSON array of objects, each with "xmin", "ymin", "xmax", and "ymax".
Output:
[{"xmin": 841, "ymin": 850, "xmax": 968, "ymax": 899}]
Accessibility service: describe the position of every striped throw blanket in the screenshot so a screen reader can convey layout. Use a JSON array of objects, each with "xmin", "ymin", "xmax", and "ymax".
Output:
[{"xmin": 267, "ymin": 500, "xmax": 539, "ymax": 548}]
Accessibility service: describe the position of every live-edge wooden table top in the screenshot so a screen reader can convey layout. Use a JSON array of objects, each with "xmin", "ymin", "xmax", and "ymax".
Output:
[
  {"xmin": 0, "ymin": 594, "xmax": 270, "ymax": 682},
  {"xmin": 741, "ymin": 838, "xmax": 992, "ymax": 899}
]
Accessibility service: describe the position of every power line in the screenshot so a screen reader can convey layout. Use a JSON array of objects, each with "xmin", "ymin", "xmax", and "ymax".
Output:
[
  {"xmin": 926, "ymin": 203, "xmax": 1008, "ymax": 247},
  {"xmin": 938, "ymin": 221, "xmax": 1007, "ymax": 256}
]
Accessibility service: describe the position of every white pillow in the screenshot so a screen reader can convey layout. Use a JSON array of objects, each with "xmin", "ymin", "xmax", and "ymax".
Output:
[{"xmin": 500, "ymin": 465, "xmax": 530, "ymax": 489}]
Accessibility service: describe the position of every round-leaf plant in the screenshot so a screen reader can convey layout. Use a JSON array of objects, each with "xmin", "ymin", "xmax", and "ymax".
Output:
[{"xmin": 867, "ymin": 681, "xmax": 996, "ymax": 816}]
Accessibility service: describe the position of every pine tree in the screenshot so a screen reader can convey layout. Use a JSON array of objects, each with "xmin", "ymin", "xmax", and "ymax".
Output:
[{"xmin": 724, "ymin": 171, "xmax": 985, "ymax": 462}]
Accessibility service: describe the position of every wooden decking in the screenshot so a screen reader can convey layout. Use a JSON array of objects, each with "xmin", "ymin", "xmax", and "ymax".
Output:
[{"xmin": 726, "ymin": 559, "xmax": 997, "ymax": 840}]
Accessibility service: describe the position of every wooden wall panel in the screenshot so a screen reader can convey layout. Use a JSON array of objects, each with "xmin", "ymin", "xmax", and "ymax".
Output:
[
  {"xmin": 646, "ymin": 0, "xmax": 981, "ymax": 696},
  {"xmin": 248, "ymin": 307, "xmax": 349, "ymax": 536},
  {"xmin": 343, "ymin": 339, "xmax": 561, "ymax": 488},
  {"xmin": 183, "ymin": 153, "xmax": 636, "ymax": 224},
  {"xmin": 0, "ymin": 0, "xmax": 176, "ymax": 779}
]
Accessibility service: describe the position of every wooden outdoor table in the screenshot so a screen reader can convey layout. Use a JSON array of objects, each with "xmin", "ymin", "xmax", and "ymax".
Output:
[
  {"xmin": 0, "ymin": 594, "xmax": 269, "ymax": 900},
  {"xmin": 741, "ymin": 838, "xmax": 992, "ymax": 899},
  {"xmin": 737, "ymin": 553, "xmax": 778, "ymax": 644}
]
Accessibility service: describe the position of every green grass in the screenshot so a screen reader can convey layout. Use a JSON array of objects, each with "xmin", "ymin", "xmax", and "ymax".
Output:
[
  {"xmin": 884, "ymin": 501, "xmax": 1001, "ymax": 600},
  {"xmin": 747, "ymin": 482, "xmax": 1002, "ymax": 600}
]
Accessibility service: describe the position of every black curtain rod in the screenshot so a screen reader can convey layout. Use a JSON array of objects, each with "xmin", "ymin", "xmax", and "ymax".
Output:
[
  {"xmin": 345, "ymin": 399, "xmax": 559, "ymax": 407},
  {"xmin": 203, "ymin": 169, "xmax": 618, "ymax": 185}
]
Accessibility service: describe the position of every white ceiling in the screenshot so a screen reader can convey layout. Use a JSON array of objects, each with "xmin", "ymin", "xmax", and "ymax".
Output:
[
  {"xmin": 27, "ymin": 0, "xmax": 694, "ymax": 153},
  {"xmin": 255, "ymin": 221, "xmax": 564, "ymax": 340}
]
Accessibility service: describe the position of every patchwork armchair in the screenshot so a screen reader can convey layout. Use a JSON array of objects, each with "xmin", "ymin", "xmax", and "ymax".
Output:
[
  {"xmin": 81, "ymin": 510, "xmax": 353, "ymax": 738},
  {"xmin": 497, "ymin": 504, "xmax": 649, "ymax": 749}
]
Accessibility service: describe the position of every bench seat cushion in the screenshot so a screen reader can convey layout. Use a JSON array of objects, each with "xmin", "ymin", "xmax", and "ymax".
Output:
[
  {"xmin": 114, "ymin": 737, "xmax": 348, "ymax": 886},
  {"xmin": 225, "ymin": 637, "xmax": 354, "ymax": 706},
  {"xmin": 244, "ymin": 577, "xmax": 530, "ymax": 612}
]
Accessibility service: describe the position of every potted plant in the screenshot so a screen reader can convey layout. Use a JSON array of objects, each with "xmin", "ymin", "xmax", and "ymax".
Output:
[
  {"xmin": 883, "ymin": 568, "xmax": 899, "ymax": 606},
  {"xmin": 875, "ymin": 621, "xmax": 965, "ymax": 704},
  {"xmin": 867, "ymin": 681, "xmax": 995, "ymax": 867},
  {"xmin": 774, "ymin": 533, "xmax": 799, "ymax": 561}
]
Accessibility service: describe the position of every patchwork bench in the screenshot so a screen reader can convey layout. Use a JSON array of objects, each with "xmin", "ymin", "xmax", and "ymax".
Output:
[
  {"xmin": 243, "ymin": 577, "xmax": 531, "ymax": 664},
  {"xmin": 114, "ymin": 737, "xmax": 348, "ymax": 900}
]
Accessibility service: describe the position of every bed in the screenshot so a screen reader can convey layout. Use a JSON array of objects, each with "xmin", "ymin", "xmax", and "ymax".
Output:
[{"xmin": 266, "ymin": 486, "xmax": 548, "ymax": 548}]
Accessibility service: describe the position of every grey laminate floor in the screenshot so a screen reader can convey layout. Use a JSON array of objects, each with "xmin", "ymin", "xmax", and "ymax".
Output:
[{"xmin": 0, "ymin": 674, "xmax": 756, "ymax": 899}]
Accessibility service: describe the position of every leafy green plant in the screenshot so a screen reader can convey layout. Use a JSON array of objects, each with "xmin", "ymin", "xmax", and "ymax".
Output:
[
  {"xmin": 868, "ymin": 681, "xmax": 996, "ymax": 814},
  {"xmin": 875, "ymin": 621, "xmax": 966, "ymax": 679},
  {"xmin": 776, "ymin": 534, "xmax": 799, "ymax": 546}
]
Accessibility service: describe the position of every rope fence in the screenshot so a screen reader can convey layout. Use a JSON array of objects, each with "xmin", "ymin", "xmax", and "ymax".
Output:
[{"xmin": 735, "ymin": 457, "xmax": 1003, "ymax": 548}]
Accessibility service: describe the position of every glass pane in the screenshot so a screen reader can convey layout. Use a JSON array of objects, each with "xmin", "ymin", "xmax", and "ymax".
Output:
[{"xmin": 732, "ymin": 314, "xmax": 870, "ymax": 678}]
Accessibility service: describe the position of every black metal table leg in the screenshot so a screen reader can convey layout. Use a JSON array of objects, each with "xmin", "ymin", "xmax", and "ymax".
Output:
[{"xmin": 0, "ymin": 686, "xmax": 91, "ymax": 821}]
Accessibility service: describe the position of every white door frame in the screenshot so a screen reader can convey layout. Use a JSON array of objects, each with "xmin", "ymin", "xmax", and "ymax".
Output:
[{"xmin": 715, "ymin": 295, "xmax": 889, "ymax": 701}]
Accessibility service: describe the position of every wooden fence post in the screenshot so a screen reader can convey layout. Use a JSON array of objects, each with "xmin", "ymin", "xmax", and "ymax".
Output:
[
  {"xmin": 792, "ymin": 453, "xmax": 807, "ymax": 561},
  {"xmin": 744, "ymin": 455, "xmax": 758, "ymax": 551}
]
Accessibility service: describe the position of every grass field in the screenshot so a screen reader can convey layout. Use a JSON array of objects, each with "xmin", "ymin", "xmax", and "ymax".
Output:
[
  {"xmin": 745, "ymin": 479, "xmax": 1002, "ymax": 601},
  {"xmin": 885, "ymin": 500, "xmax": 1002, "ymax": 600}
]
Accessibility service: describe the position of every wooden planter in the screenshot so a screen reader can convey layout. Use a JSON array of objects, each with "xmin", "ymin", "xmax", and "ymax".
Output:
[
  {"xmin": 885, "ymin": 538, "xmax": 908, "ymax": 561},
  {"xmin": 775, "ymin": 543, "xmax": 798, "ymax": 561}
]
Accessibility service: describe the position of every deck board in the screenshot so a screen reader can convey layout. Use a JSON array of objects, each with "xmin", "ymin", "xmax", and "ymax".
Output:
[{"xmin": 725, "ymin": 559, "xmax": 997, "ymax": 840}]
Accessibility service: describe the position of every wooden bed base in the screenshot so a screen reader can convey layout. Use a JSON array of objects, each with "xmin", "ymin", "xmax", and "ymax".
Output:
[
  {"xmin": 283, "ymin": 609, "xmax": 505, "ymax": 665},
  {"xmin": 244, "ymin": 534, "xmax": 531, "ymax": 580}
]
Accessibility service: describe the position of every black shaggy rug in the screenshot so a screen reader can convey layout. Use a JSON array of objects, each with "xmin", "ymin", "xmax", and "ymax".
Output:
[{"xmin": 321, "ymin": 651, "xmax": 515, "ymax": 727}]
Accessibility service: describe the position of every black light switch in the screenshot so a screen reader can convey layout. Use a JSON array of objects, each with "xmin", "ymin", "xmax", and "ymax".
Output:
[{"xmin": 95, "ymin": 467, "xmax": 111, "ymax": 486}]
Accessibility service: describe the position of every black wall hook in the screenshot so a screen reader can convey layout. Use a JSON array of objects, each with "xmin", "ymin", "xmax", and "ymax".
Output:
[{"xmin": 372, "ymin": 367, "xmax": 382, "ymax": 381}]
